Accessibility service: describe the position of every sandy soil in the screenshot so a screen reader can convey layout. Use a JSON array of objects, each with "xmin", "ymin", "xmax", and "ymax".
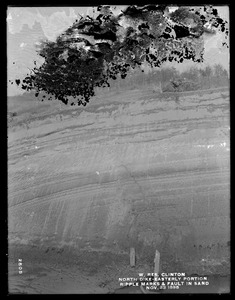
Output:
[
  {"xmin": 8, "ymin": 87, "xmax": 230, "ymax": 294},
  {"xmin": 8, "ymin": 244, "xmax": 230, "ymax": 294}
]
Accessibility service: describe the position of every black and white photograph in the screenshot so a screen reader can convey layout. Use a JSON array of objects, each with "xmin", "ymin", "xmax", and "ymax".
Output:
[{"xmin": 7, "ymin": 4, "xmax": 230, "ymax": 294}]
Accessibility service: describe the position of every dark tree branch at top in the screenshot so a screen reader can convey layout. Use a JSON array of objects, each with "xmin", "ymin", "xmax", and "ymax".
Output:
[{"xmin": 11, "ymin": 5, "xmax": 229, "ymax": 106}]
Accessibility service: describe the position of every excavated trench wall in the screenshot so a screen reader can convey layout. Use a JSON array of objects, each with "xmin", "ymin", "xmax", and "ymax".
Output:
[{"xmin": 8, "ymin": 88, "xmax": 230, "ymax": 272}]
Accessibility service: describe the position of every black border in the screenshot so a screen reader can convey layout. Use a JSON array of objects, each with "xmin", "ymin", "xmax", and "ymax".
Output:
[{"xmin": 4, "ymin": 1, "xmax": 232, "ymax": 296}]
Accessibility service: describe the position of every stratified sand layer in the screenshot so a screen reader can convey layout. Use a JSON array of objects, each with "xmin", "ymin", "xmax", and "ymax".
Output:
[{"xmin": 8, "ymin": 87, "xmax": 230, "ymax": 293}]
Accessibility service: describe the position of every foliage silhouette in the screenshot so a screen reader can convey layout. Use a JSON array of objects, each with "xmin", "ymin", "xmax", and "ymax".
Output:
[{"xmin": 12, "ymin": 5, "xmax": 229, "ymax": 106}]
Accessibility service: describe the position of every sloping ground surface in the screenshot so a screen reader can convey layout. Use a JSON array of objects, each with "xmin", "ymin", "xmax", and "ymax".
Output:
[{"xmin": 8, "ymin": 87, "xmax": 230, "ymax": 293}]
